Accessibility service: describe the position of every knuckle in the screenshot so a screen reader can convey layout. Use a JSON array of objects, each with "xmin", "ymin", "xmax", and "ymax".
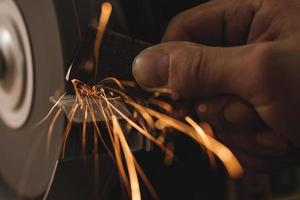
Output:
[
  {"xmin": 191, "ymin": 47, "xmax": 206, "ymax": 85},
  {"xmin": 168, "ymin": 44, "xmax": 204, "ymax": 97},
  {"xmin": 167, "ymin": 13, "xmax": 187, "ymax": 31},
  {"xmin": 250, "ymin": 42, "xmax": 287, "ymax": 100},
  {"xmin": 253, "ymin": 42, "xmax": 278, "ymax": 68},
  {"xmin": 184, "ymin": 46, "xmax": 208, "ymax": 96},
  {"xmin": 164, "ymin": 10, "xmax": 191, "ymax": 41}
]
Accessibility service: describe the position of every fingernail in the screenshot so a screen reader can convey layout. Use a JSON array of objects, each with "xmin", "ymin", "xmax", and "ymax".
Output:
[{"xmin": 133, "ymin": 50, "xmax": 169, "ymax": 88}]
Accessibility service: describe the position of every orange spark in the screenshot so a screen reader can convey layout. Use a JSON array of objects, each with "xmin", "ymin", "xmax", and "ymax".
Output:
[
  {"xmin": 93, "ymin": 2, "xmax": 112, "ymax": 75},
  {"xmin": 112, "ymin": 115, "xmax": 141, "ymax": 200},
  {"xmin": 34, "ymin": 92, "xmax": 66, "ymax": 128},
  {"xmin": 144, "ymin": 107, "xmax": 243, "ymax": 178},
  {"xmin": 61, "ymin": 103, "xmax": 79, "ymax": 159},
  {"xmin": 81, "ymin": 106, "xmax": 88, "ymax": 155},
  {"xmin": 185, "ymin": 117, "xmax": 216, "ymax": 169},
  {"xmin": 39, "ymin": 2, "xmax": 244, "ymax": 199},
  {"xmin": 47, "ymin": 109, "xmax": 62, "ymax": 155},
  {"xmin": 45, "ymin": 76, "xmax": 243, "ymax": 200}
]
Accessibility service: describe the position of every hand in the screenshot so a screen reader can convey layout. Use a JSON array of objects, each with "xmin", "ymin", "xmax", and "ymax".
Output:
[{"xmin": 132, "ymin": 0, "xmax": 300, "ymax": 172}]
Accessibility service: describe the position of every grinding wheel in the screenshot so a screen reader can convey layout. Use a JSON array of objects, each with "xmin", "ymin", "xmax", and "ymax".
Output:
[{"xmin": 0, "ymin": 0, "xmax": 65, "ymax": 198}]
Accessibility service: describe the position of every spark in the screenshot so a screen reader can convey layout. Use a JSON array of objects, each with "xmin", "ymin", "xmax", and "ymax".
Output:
[
  {"xmin": 144, "ymin": 107, "xmax": 243, "ymax": 178},
  {"xmin": 47, "ymin": 109, "xmax": 62, "ymax": 155},
  {"xmin": 61, "ymin": 103, "xmax": 79, "ymax": 159},
  {"xmin": 185, "ymin": 118, "xmax": 216, "ymax": 169},
  {"xmin": 81, "ymin": 105, "xmax": 88, "ymax": 155},
  {"xmin": 34, "ymin": 92, "xmax": 66, "ymax": 128},
  {"xmin": 148, "ymin": 98, "xmax": 173, "ymax": 113},
  {"xmin": 93, "ymin": 2, "xmax": 112, "ymax": 77},
  {"xmin": 112, "ymin": 115, "xmax": 141, "ymax": 200},
  {"xmin": 45, "ymin": 76, "xmax": 243, "ymax": 199},
  {"xmin": 198, "ymin": 122, "xmax": 217, "ymax": 169},
  {"xmin": 38, "ymin": 2, "xmax": 244, "ymax": 200}
]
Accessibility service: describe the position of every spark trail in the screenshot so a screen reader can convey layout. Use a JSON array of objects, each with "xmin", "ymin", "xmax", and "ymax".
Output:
[{"xmin": 39, "ymin": 2, "xmax": 243, "ymax": 200}]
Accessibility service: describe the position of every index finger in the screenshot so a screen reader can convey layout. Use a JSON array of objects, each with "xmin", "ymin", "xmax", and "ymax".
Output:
[{"xmin": 162, "ymin": 0, "xmax": 260, "ymax": 46}]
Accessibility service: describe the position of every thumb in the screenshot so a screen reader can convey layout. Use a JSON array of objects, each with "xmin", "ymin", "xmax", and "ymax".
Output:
[{"xmin": 132, "ymin": 41, "xmax": 260, "ymax": 100}]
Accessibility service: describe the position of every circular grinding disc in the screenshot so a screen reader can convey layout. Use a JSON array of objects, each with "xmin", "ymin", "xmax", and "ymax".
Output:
[{"xmin": 0, "ymin": 0, "xmax": 65, "ymax": 198}]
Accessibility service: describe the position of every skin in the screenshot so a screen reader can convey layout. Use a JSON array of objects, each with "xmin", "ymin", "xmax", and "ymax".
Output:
[{"xmin": 132, "ymin": 0, "xmax": 300, "ymax": 172}]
